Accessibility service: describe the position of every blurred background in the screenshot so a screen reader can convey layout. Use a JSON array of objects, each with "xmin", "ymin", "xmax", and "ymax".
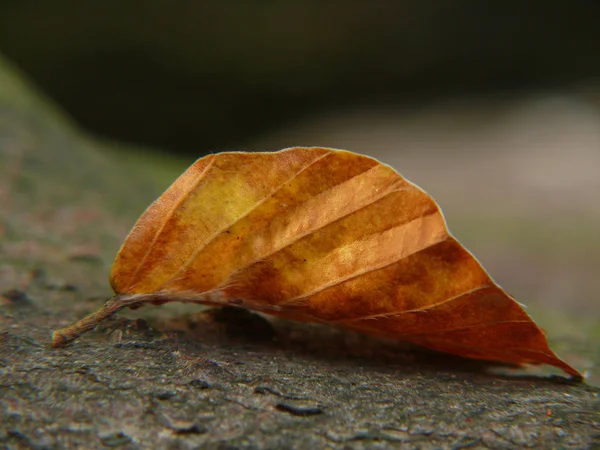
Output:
[
  {"xmin": 1, "ymin": 2, "xmax": 600, "ymax": 153},
  {"xmin": 0, "ymin": 2, "xmax": 598, "ymax": 362}
]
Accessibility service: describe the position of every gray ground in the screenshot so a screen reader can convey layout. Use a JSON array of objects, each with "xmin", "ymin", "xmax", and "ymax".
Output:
[{"xmin": 1, "ymin": 57, "xmax": 599, "ymax": 449}]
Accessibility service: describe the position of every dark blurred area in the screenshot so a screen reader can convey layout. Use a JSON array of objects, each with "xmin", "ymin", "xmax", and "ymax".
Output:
[{"xmin": 1, "ymin": 1, "xmax": 599, "ymax": 154}]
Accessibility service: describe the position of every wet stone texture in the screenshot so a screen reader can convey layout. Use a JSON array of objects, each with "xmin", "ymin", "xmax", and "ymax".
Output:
[{"xmin": 1, "ymin": 292, "xmax": 599, "ymax": 450}]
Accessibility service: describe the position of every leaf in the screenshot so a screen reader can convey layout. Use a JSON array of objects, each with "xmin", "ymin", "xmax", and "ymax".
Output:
[{"xmin": 52, "ymin": 147, "xmax": 581, "ymax": 379}]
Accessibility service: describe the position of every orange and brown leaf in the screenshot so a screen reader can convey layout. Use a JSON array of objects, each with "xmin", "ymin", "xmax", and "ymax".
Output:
[{"xmin": 52, "ymin": 147, "xmax": 581, "ymax": 379}]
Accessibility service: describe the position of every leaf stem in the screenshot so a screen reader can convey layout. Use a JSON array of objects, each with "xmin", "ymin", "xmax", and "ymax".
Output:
[{"xmin": 51, "ymin": 297, "xmax": 125, "ymax": 347}]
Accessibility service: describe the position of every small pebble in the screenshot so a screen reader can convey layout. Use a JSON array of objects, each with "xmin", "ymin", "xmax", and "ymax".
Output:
[
  {"xmin": 189, "ymin": 379, "xmax": 211, "ymax": 389},
  {"xmin": 275, "ymin": 402, "xmax": 323, "ymax": 416},
  {"xmin": 158, "ymin": 413, "xmax": 206, "ymax": 434},
  {"xmin": 99, "ymin": 431, "xmax": 132, "ymax": 447},
  {"xmin": 2, "ymin": 289, "xmax": 31, "ymax": 305}
]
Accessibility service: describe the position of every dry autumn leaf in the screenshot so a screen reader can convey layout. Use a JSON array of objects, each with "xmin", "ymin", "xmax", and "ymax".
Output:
[{"xmin": 52, "ymin": 147, "xmax": 581, "ymax": 379}]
